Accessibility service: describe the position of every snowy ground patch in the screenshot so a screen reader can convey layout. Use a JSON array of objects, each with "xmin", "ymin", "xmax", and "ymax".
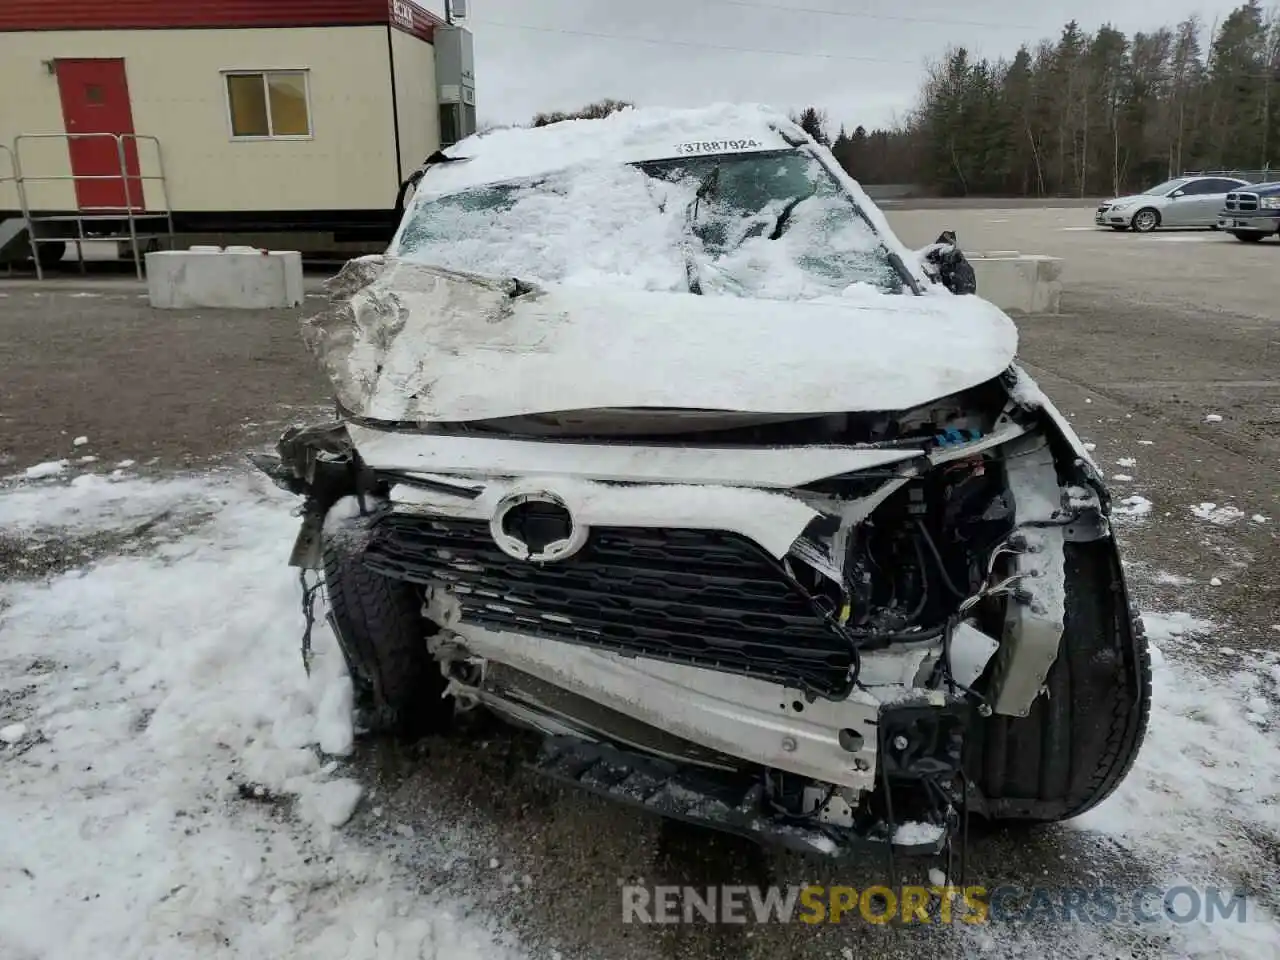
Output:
[
  {"xmin": 1114, "ymin": 494, "xmax": 1154, "ymax": 519},
  {"xmin": 0, "ymin": 471, "xmax": 523, "ymax": 960},
  {"xmin": 1073, "ymin": 612, "xmax": 1280, "ymax": 955},
  {"xmin": 5, "ymin": 466, "xmax": 1280, "ymax": 958},
  {"xmin": 1191, "ymin": 502, "xmax": 1246, "ymax": 526}
]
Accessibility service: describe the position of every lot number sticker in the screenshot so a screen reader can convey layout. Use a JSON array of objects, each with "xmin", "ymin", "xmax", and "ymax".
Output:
[{"xmin": 675, "ymin": 139, "xmax": 764, "ymax": 155}]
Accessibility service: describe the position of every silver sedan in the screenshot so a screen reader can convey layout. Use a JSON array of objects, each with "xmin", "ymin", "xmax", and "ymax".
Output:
[{"xmin": 1095, "ymin": 175, "xmax": 1250, "ymax": 232}]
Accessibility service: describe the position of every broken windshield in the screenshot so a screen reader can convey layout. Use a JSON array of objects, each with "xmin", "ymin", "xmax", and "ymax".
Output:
[{"xmin": 394, "ymin": 148, "xmax": 905, "ymax": 298}]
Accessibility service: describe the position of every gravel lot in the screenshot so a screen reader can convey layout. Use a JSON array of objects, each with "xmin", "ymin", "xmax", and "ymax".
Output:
[
  {"xmin": 0, "ymin": 279, "xmax": 331, "ymax": 472},
  {"xmin": 2, "ymin": 213, "xmax": 1277, "ymax": 958}
]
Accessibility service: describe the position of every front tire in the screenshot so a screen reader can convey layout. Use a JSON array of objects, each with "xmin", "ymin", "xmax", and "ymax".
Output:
[
  {"xmin": 1131, "ymin": 208, "xmax": 1160, "ymax": 233},
  {"xmin": 323, "ymin": 536, "xmax": 450, "ymax": 737},
  {"xmin": 1231, "ymin": 231, "xmax": 1265, "ymax": 243},
  {"xmin": 967, "ymin": 540, "xmax": 1152, "ymax": 822}
]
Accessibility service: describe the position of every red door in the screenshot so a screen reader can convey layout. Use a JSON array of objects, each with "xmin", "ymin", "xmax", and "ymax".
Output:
[{"xmin": 54, "ymin": 58, "xmax": 143, "ymax": 211}]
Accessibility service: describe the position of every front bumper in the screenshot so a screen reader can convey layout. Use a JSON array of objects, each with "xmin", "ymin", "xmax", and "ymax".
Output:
[
  {"xmin": 261, "ymin": 369, "xmax": 1105, "ymax": 841},
  {"xmin": 1217, "ymin": 211, "xmax": 1280, "ymax": 232},
  {"xmin": 531, "ymin": 730, "xmax": 959, "ymax": 858},
  {"xmin": 1095, "ymin": 206, "xmax": 1130, "ymax": 226}
]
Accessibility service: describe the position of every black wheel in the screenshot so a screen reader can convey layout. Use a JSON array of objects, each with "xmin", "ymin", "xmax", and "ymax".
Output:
[
  {"xmin": 967, "ymin": 540, "xmax": 1152, "ymax": 822},
  {"xmin": 323, "ymin": 533, "xmax": 451, "ymax": 737},
  {"xmin": 1230, "ymin": 231, "xmax": 1265, "ymax": 243},
  {"xmin": 1131, "ymin": 208, "xmax": 1160, "ymax": 233}
]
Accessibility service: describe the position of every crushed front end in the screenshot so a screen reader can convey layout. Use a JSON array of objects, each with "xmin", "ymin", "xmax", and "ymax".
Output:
[
  {"xmin": 259, "ymin": 360, "xmax": 1116, "ymax": 864},
  {"xmin": 257, "ymin": 110, "xmax": 1146, "ymax": 864}
]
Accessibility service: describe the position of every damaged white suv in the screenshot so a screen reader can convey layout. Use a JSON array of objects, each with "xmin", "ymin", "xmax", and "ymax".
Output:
[{"xmin": 257, "ymin": 104, "xmax": 1149, "ymax": 861}]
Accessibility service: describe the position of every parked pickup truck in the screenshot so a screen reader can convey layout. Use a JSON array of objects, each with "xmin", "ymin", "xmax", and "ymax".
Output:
[{"xmin": 1218, "ymin": 182, "xmax": 1280, "ymax": 242}]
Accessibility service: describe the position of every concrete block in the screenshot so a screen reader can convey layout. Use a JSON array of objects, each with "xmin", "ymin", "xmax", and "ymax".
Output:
[
  {"xmin": 146, "ymin": 248, "xmax": 304, "ymax": 309},
  {"xmin": 968, "ymin": 252, "xmax": 1063, "ymax": 315}
]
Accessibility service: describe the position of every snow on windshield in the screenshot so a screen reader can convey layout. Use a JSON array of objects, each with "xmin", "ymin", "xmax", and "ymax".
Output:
[{"xmin": 394, "ymin": 149, "xmax": 903, "ymax": 299}]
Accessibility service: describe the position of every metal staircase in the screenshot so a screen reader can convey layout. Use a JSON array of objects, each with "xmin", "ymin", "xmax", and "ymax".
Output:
[{"xmin": 2, "ymin": 133, "xmax": 175, "ymax": 279}]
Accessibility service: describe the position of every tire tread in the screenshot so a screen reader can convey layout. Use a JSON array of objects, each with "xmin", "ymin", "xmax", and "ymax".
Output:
[
  {"xmin": 323, "ymin": 536, "xmax": 448, "ymax": 736},
  {"xmin": 969, "ymin": 540, "xmax": 1151, "ymax": 821}
]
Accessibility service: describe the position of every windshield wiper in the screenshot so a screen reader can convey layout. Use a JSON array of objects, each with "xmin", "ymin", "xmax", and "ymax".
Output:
[
  {"xmin": 768, "ymin": 191, "xmax": 814, "ymax": 240},
  {"xmin": 691, "ymin": 166, "xmax": 721, "ymax": 222}
]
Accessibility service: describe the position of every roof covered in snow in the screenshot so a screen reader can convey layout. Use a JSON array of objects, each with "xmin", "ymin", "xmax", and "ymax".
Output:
[{"xmin": 417, "ymin": 103, "xmax": 804, "ymax": 200}]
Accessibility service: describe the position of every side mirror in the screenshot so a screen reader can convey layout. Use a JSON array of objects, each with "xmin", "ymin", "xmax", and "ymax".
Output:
[
  {"xmin": 923, "ymin": 230, "xmax": 977, "ymax": 296},
  {"xmin": 1170, "ymin": 190, "xmax": 1186, "ymax": 198}
]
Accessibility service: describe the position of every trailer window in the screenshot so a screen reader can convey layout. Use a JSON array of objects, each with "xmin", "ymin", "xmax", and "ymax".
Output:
[{"xmin": 225, "ymin": 71, "xmax": 311, "ymax": 139}]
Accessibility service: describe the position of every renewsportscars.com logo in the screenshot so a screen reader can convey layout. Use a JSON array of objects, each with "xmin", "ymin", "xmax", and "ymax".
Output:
[{"xmin": 620, "ymin": 884, "xmax": 1249, "ymax": 926}]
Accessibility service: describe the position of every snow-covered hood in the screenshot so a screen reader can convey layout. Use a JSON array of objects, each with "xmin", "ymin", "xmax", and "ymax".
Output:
[{"xmin": 303, "ymin": 257, "xmax": 1019, "ymax": 424}]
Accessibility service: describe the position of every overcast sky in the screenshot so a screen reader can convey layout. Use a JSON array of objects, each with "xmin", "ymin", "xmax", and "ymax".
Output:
[{"xmin": 420, "ymin": 0, "xmax": 1254, "ymax": 131}]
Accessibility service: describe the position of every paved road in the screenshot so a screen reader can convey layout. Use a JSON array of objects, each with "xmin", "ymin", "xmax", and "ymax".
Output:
[{"xmin": 1, "ymin": 214, "xmax": 1276, "ymax": 957}]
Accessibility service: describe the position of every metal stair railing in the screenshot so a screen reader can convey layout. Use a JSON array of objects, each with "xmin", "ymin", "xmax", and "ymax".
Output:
[{"xmin": 12, "ymin": 132, "xmax": 176, "ymax": 280}]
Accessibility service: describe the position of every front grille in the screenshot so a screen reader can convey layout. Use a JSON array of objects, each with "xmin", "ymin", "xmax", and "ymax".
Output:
[
  {"xmin": 1225, "ymin": 192, "xmax": 1259, "ymax": 212},
  {"xmin": 362, "ymin": 513, "xmax": 855, "ymax": 697}
]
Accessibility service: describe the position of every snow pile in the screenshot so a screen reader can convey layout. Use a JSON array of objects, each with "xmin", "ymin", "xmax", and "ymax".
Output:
[
  {"xmin": 0, "ymin": 472, "xmax": 523, "ymax": 960},
  {"xmin": 893, "ymin": 821, "xmax": 945, "ymax": 844},
  {"xmin": 408, "ymin": 102, "xmax": 795, "ymax": 202},
  {"xmin": 396, "ymin": 141, "xmax": 900, "ymax": 299},
  {"xmin": 310, "ymin": 257, "xmax": 1016, "ymax": 424},
  {"xmin": 1140, "ymin": 610, "xmax": 1216, "ymax": 640},
  {"xmin": 1191, "ymin": 502, "xmax": 1246, "ymax": 526},
  {"xmin": 1114, "ymin": 494, "xmax": 1154, "ymax": 518},
  {"xmin": 23, "ymin": 460, "xmax": 68, "ymax": 480},
  {"xmin": 389, "ymin": 102, "xmax": 930, "ymax": 298}
]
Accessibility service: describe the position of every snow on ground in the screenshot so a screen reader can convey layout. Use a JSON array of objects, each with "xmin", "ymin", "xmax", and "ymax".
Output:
[
  {"xmin": 1192, "ymin": 502, "xmax": 1247, "ymax": 526},
  {"xmin": 1114, "ymin": 494, "xmax": 1154, "ymax": 519},
  {"xmin": 1073, "ymin": 612, "xmax": 1280, "ymax": 956},
  {"xmin": 21, "ymin": 461, "xmax": 67, "ymax": 480},
  {"xmin": 0, "ymin": 471, "xmax": 221, "ymax": 538},
  {"xmin": 0, "ymin": 470, "xmax": 523, "ymax": 960},
  {"xmin": 4, "ymin": 468, "xmax": 1280, "ymax": 957}
]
